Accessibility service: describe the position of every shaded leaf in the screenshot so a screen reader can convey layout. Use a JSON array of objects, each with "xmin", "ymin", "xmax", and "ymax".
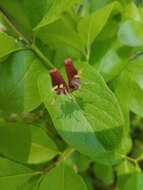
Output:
[
  {"xmin": 39, "ymin": 163, "xmax": 88, "ymax": 190},
  {"xmin": 37, "ymin": 18, "xmax": 85, "ymax": 54},
  {"xmin": 0, "ymin": 32, "xmax": 22, "ymax": 58},
  {"xmin": 0, "ymin": 122, "xmax": 58, "ymax": 164},
  {"xmin": 97, "ymin": 48, "xmax": 126, "ymax": 81},
  {"xmin": 124, "ymin": 173, "xmax": 143, "ymax": 190},
  {"xmin": 0, "ymin": 50, "xmax": 46, "ymax": 116},
  {"xmin": 118, "ymin": 172, "xmax": 143, "ymax": 190},
  {"xmin": 0, "ymin": 0, "xmax": 32, "ymax": 37},
  {"xmin": 0, "ymin": 157, "xmax": 40, "ymax": 190},
  {"xmin": 118, "ymin": 20, "xmax": 143, "ymax": 47},
  {"xmin": 115, "ymin": 60, "xmax": 143, "ymax": 117},
  {"xmin": 38, "ymin": 63, "xmax": 124, "ymax": 164},
  {"xmin": 34, "ymin": 0, "xmax": 82, "ymax": 30},
  {"xmin": 78, "ymin": 2, "xmax": 122, "ymax": 49},
  {"xmin": 93, "ymin": 163, "xmax": 114, "ymax": 185}
]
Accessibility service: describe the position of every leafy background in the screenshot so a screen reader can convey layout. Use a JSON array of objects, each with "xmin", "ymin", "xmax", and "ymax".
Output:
[{"xmin": 0, "ymin": 0, "xmax": 143, "ymax": 189}]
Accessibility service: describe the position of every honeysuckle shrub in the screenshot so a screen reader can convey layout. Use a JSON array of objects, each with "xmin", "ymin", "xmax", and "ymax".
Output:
[{"xmin": 0, "ymin": 0, "xmax": 143, "ymax": 190}]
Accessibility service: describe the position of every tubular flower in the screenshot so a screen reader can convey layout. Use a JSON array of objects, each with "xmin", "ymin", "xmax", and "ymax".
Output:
[
  {"xmin": 49, "ymin": 69, "xmax": 68, "ymax": 95},
  {"xmin": 49, "ymin": 58, "xmax": 80, "ymax": 95},
  {"xmin": 64, "ymin": 58, "xmax": 80, "ymax": 90}
]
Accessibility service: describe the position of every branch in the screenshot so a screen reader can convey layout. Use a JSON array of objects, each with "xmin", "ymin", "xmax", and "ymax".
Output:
[{"xmin": 0, "ymin": 8, "xmax": 54, "ymax": 69}]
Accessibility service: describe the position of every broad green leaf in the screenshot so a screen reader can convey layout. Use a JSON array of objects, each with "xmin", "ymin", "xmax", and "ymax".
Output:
[
  {"xmin": 0, "ymin": 0, "xmax": 63, "ymax": 36},
  {"xmin": 0, "ymin": 122, "xmax": 58, "ymax": 164},
  {"xmin": 38, "ymin": 63, "xmax": 124, "ymax": 163},
  {"xmin": 114, "ymin": 70, "xmax": 131, "ymax": 127},
  {"xmin": 0, "ymin": 32, "xmax": 22, "ymax": 58},
  {"xmin": 0, "ymin": 0, "xmax": 32, "ymax": 37},
  {"xmin": 0, "ymin": 157, "xmax": 40, "ymax": 190},
  {"xmin": 98, "ymin": 48, "xmax": 126, "ymax": 81},
  {"xmin": 90, "ymin": 0, "xmax": 112, "ymax": 11},
  {"xmin": 0, "ymin": 50, "xmax": 46, "ymax": 116},
  {"xmin": 118, "ymin": 173, "xmax": 143, "ymax": 190},
  {"xmin": 93, "ymin": 163, "xmax": 114, "ymax": 185},
  {"xmin": 124, "ymin": 173, "xmax": 143, "ymax": 190},
  {"xmin": 130, "ymin": 82, "xmax": 143, "ymax": 117},
  {"xmin": 127, "ymin": 60, "xmax": 143, "ymax": 90},
  {"xmin": 117, "ymin": 160, "xmax": 141, "ymax": 190},
  {"xmin": 115, "ymin": 60, "xmax": 143, "ymax": 117},
  {"xmin": 39, "ymin": 163, "xmax": 88, "ymax": 190},
  {"xmin": 20, "ymin": 175, "xmax": 41, "ymax": 190},
  {"xmin": 53, "ymin": 45, "xmax": 82, "ymax": 68},
  {"xmin": 124, "ymin": 2, "xmax": 141, "ymax": 21},
  {"xmin": 22, "ymin": 0, "xmax": 54, "ymax": 28},
  {"xmin": 34, "ymin": 0, "xmax": 82, "ymax": 30},
  {"xmin": 118, "ymin": 20, "xmax": 143, "ymax": 47},
  {"xmin": 116, "ymin": 160, "xmax": 140, "ymax": 176},
  {"xmin": 78, "ymin": 2, "xmax": 122, "ymax": 49},
  {"xmin": 89, "ymin": 38, "xmax": 114, "ymax": 65},
  {"xmin": 36, "ymin": 18, "xmax": 85, "ymax": 54}
]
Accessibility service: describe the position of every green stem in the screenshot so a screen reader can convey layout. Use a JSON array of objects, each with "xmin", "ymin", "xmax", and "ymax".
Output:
[
  {"xmin": 129, "ymin": 51, "xmax": 143, "ymax": 61},
  {"xmin": 43, "ymin": 147, "xmax": 75, "ymax": 174},
  {"xmin": 0, "ymin": 8, "xmax": 29, "ymax": 45},
  {"xmin": 31, "ymin": 44, "xmax": 54, "ymax": 69},
  {"xmin": 0, "ymin": 8, "xmax": 54, "ymax": 69},
  {"xmin": 121, "ymin": 155, "xmax": 140, "ymax": 170},
  {"xmin": 56, "ymin": 147, "xmax": 75, "ymax": 166}
]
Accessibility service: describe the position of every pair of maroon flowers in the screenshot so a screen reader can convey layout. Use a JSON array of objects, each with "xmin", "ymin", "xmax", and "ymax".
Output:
[{"xmin": 49, "ymin": 58, "xmax": 80, "ymax": 95}]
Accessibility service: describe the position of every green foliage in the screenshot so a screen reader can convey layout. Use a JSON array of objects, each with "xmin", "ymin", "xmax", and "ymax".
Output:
[
  {"xmin": 38, "ymin": 62, "xmax": 124, "ymax": 164},
  {"xmin": 0, "ymin": 157, "xmax": 41, "ymax": 190},
  {"xmin": 39, "ymin": 163, "xmax": 88, "ymax": 190},
  {"xmin": 0, "ymin": 123, "xmax": 58, "ymax": 164},
  {"xmin": 0, "ymin": 0, "xmax": 143, "ymax": 189},
  {"xmin": 0, "ymin": 50, "xmax": 45, "ymax": 116},
  {"xmin": 0, "ymin": 32, "xmax": 22, "ymax": 58}
]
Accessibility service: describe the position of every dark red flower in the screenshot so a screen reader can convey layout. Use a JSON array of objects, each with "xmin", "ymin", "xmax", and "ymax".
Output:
[
  {"xmin": 64, "ymin": 58, "xmax": 80, "ymax": 90},
  {"xmin": 49, "ymin": 69, "xmax": 68, "ymax": 95},
  {"xmin": 49, "ymin": 58, "xmax": 80, "ymax": 95}
]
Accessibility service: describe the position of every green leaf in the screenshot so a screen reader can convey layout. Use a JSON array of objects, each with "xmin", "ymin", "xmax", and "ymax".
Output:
[
  {"xmin": 39, "ymin": 163, "xmax": 88, "ymax": 190},
  {"xmin": 38, "ymin": 63, "xmax": 124, "ymax": 164},
  {"xmin": 0, "ymin": 122, "xmax": 58, "ymax": 164},
  {"xmin": 0, "ymin": 0, "xmax": 32, "ymax": 37},
  {"xmin": 118, "ymin": 20, "xmax": 143, "ymax": 47},
  {"xmin": 97, "ymin": 48, "xmax": 126, "ymax": 81},
  {"xmin": 0, "ymin": 50, "xmax": 46, "ymax": 116},
  {"xmin": 127, "ymin": 60, "xmax": 143, "ymax": 90},
  {"xmin": 115, "ymin": 60, "xmax": 143, "ymax": 117},
  {"xmin": 22, "ymin": 0, "xmax": 54, "ymax": 28},
  {"xmin": 36, "ymin": 18, "xmax": 85, "ymax": 54},
  {"xmin": 116, "ymin": 160, "xmax": 140, "ymax": 176},
  {"xmin": 90, "ymin": 0, "xmax": 112, "ymax": 11},
  {"xmin": 119, "ymin": 173, "xmax": 143, "ymax": 190},
  {"xmin": 0, "ymin": 157, "xmax": 40, "ymax": 190},
  {"xmin": 130, "ymin": 82, "xmax": 143, "ymax": 117},
  {"xmin": 0, "ymin": 0, "xmax": 62, "ymax": 36},
  {"xmin": 78, "ymin": 1, "xmax": 122, "ymax": 49},
  {"xmin": 124, "ymin": 2, "xmax": 141, "ymax": 21},
  {"xmin": 117, "ymin": 160, "xmax": 142, "ymax": 190},
  {"xmin": 53, "ymin": 45, "xmax": 82, "ymax": 68},
  {"xmin": 93, "ymin": 163, "xmax": 114, "ymax": 185},
  {"xmin": 34, "ymin": 0, "xmax": 82, "ymax": 30},
  {"xmin": 67, "ymin": 152, "xmax": 90, "ymax": 172},
  {"xmin": 125, "ymin": 173, "xmax": 143, "ymax": 190},
  {"xmin": 128, "ymin": 60, "xmax": 143, "ymax": 116},
  {"xmin": 20, "ymin": 175, "xmax": 41, "ymax": 190},
  {"xmin": 0, "ymin": 32, "xmax": 22, "ymax": 58}
]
